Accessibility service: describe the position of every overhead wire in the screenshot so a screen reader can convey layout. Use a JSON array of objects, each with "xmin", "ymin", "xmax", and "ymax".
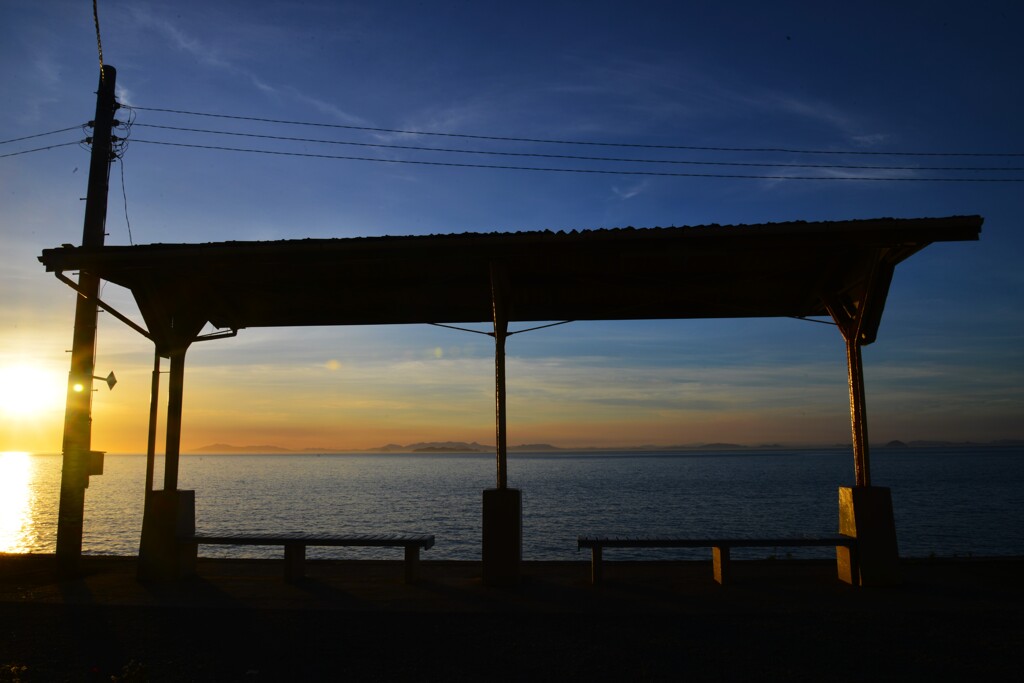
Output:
[
  {"xmin": 127, "ymin": 104, "xmax": 1024, "ymax": 158},
  {"xmin": 113, "ymin": 105, "xmax": 135, "ymax": 244},
  {"xmin": 118, "ymin": 157, "xmax": 133, "ymax": 245},
  {"xmin": 0, "ymin": 126, "xmax": 85, "ymax": 145},
  {"xmin": 129, "ymin": 123, "xmax": 1024, "ymax": 172},
  {"xmin": 0, "ymin": 141, "xmax": 84, "ymax": 158},
  {"xmin": 129, "ymin": 138, "xmax": 1024, "ymax": 182},
  {"xmin": 5, "ymin": 106, "xmax": 1020, "ymax": 182}
]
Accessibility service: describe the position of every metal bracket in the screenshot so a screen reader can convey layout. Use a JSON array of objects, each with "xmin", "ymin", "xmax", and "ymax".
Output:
[
  {"xmin": 54, "ymin": 270, "xmax": 239, "ymax": 347},
  {"xmin": 55, "ymin": 270, "xmax": 153, "ymax": 341}
]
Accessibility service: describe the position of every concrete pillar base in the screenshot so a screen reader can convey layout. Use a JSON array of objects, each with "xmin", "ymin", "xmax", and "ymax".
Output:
[
  {"xmin": 482, "ymin": 488, "xmax": 522, "ymax": 587},
  {"xmin": 838, "ymin": 486, "xmax": 901, "ymax": 586},
  {"xmin": 137, "ymin": 489, "xmax": 196, "ymax": 580}
]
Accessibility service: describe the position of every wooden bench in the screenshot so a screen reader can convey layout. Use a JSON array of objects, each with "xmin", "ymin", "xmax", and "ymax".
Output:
[
  {"xmin": 184, "ymin": 532, "xmax": 435, "ymax": 583},
  {"xmin": 578, "ymin": 535, "xmax": 857, "ymax": 585}
]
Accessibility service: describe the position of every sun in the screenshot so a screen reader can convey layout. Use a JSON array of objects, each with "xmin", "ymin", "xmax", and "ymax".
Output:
[{"xmin": 0, "ymin": 364, "xmax": 65, "ymax": 419}]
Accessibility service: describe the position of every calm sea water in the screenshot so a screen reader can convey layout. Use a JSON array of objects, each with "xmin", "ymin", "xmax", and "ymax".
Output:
[{"xmin": 3, "ymin": 447, "xmax": 1023, "ymax": 561}]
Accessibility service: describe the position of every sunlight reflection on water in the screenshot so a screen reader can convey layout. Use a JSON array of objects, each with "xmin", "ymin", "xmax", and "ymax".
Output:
[{"xmin": 0, "ymin": 452, "xmax": 34, "ymax": 553}]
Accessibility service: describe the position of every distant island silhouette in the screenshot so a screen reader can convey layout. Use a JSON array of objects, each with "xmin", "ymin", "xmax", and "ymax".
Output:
[
  {"xmin": 186, "ymin": 439, "xmax": 1024, "ymax": 454},
  {"xmin": 190, "ymin": 441, "xmax": 564, "ymax": 454}
]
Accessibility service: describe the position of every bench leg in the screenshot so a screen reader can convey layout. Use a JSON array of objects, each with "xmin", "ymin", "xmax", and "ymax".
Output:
[
  {"xmin": 404, "ymin": 545, "xmax": 420, "ymax": 584},
  {"xmin": 284, "ymin": 543, "xmax": 306, "ymax": 582},
  {"xmin": 591, "ymin": 546, "xmax": 603, "ymax": 585},
  {"xmin": 713, "ymin": 546, "xmax": 730, "ymax": 585}
]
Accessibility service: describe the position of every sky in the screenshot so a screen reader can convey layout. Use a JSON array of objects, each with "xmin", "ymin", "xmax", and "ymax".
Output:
[{"xmin": 1, "ymin": 0, "xmax": 1022, "ymax": 454}]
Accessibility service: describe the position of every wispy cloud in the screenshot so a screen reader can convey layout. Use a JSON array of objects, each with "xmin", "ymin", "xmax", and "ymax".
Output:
[
  {"xmin": 611, "ymin": 180, "xmax": 650, "ymax": 200},
  {"xmin": 125, "ymin": 4, "xmax": 363, "ymax": 125},
  {"xmin": 552, "ymin": 54, "xmax": 888, "ymax": 146},
  {"xmin": 127, "ymin": 5, "xmax": 232, "ymax": 71},
  {"xmin": 286, "ymin": 88, "xmax": 367, "ymax": 126},
  {"xmin": 115, "ymin": 83, "xmax": 135, "ymax": 108}
]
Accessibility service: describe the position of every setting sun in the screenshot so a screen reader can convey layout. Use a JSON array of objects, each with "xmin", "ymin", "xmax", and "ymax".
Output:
[{"xmin": 0, "ymin": 364, "xmax": 64, "ymax": 419}]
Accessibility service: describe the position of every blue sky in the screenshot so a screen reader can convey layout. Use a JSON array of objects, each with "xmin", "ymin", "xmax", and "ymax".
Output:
[{"xmin": 1, "ymin": 0, "xmax": 1022, "ymax": 453}]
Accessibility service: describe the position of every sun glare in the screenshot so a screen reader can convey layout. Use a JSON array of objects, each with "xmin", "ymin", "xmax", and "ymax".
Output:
[{"xmin": 0, "ymin": 364, "xmax": 64, "ymax": 419}]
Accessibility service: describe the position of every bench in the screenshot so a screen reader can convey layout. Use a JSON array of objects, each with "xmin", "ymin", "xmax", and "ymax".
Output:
[
  {"xmin": 577, "ymin": 535, "xmax": 857, "ymax": 585},
  {"xmin": 184, "ymin": 532, "xmax": 435, "ymax": 583}
]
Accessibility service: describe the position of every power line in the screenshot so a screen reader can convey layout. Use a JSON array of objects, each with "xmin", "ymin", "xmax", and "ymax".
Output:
[
  {"xmin": 130, "ymin": 138, "xmax": 1024, "ymax": 182},
  {"xmin": 127, "ymin": 104, "xmax": 1024, "ymax": 158},
  {"xmin": 0, "ymin": 141, "xmax": 83, "ymax": 158},
  {"xmin": 118, "ymin": 157, "xmax": 133, "ymax": 245},
  {"xmin": 0, "ymin": 126, "xmax": 84, "ymax": 145},
  {"xmin": 131, "ymin": 123, "xmax": 1024, "ymax": 172}
]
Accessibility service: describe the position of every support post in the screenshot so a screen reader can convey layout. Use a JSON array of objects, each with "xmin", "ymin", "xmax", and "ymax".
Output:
[
  {"xmin": 138, "ymin": 315, "xmax": 204, "ymax": 580},
  {"xmin": 482, "ymin": 263, "xmax": 522, "ymax": 586},
  {"xmin": 493, "ymin": 274, "xmax": 509, "ymax": 490},
  {"xmin": 845, "ymin": 335, "xmax": 871, "ymax": 487},
  {"xmin": 163, "ymin": 346, "xmax": 187, "ymax": 491},
  {"xmin": 827, "ymin": 271, "xmax": 901, "ymax": 585},
  {"xmin": 55, "ymin": 64, "xmax": 117, "ymax": 575},
  {"xmin": 138, "ymin": 342, "xmax": 198, "ymax": 580},
  {"xmin": 144, "ymin": 350, "xmax": 161, "ymax": 499}
]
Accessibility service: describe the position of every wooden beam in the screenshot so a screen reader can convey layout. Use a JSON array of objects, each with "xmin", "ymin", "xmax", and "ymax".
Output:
[{"xmin": 491, "ymin": 263, "xmax": 510, "ymax": 490}]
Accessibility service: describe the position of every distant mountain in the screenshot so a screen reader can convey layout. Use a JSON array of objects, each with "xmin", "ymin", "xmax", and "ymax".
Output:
[
  {"xmin": 369, "ymin": 441, "xmax": 562, "ymax": 453},
  {"xmin": 191, "ymin": 443, "xmax": 294, "ymax": 453},
  {"xmin": 369, "ymin": 441, "xmax": 490, "ymax": 453},
  {"xmin": 369, "ymin": 443, "xmax": 407, "ymax": 453},
  {"xmin": 190, "ymin": 438, "xmax": 1023, "ymax": 455}
]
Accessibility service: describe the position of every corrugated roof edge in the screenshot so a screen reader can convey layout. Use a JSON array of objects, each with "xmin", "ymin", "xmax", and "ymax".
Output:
[{"xmin": 51, "ymin": 215, "xmax": 982, "ymax": 252}]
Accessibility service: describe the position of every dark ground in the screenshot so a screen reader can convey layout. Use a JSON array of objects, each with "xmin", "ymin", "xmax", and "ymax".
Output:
[{"xmin": 1, "ymin": 554, "xmax": 1021, "ymax": 681}]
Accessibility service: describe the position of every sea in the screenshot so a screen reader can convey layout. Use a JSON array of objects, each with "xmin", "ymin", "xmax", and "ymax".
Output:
[{"xmin": 3, "ymin": 446, "xmax": 1023, "ymax": 561}]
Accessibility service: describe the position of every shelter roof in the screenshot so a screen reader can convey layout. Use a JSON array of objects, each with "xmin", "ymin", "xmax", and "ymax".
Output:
[{"xmin": 39, "ymin": 216, "xmax": 982, "ymax": 351}]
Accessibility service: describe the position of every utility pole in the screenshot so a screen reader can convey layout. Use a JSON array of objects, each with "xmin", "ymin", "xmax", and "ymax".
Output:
[{"xmin": 55, "ymin": 65, "xmax": 117, "ymax": 575}]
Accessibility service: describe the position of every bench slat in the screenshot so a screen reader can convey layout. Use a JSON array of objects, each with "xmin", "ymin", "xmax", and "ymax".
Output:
[
  {"xmin": 189, "ymin": 532, "xmax": 434, "ymax": 549},
  {"xmin": 578, "ymin": 535, "xmax": 855, "ymax": 549}
]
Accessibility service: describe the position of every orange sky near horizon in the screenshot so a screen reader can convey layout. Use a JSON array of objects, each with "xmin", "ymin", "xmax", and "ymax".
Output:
[{"xmin": 3, "ymin": 314, "xmax": 1015, "ymax": 455}]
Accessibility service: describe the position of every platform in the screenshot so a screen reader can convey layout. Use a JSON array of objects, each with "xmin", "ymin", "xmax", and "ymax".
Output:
[{"xmin": 2, "ymin": 554, "xmax": 1020, "ymax": 680}]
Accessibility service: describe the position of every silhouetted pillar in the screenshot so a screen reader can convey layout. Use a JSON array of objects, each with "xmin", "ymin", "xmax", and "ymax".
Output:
[
  {"xmin": 144, "ymin": 350, "xmax": 160, "ymax": 499},
  {"xmin": 493, "ymin": 286, "xmax": 509, "ymax": 490},
  {"xmin": 163, "ymin": 346, "xmax": 187, "ymax": 491},
  {"xmin": 844, "ymin": 335, "xmax": 871, "ymax": 487},
  {"xmin": 55, "ymin": 65, "xmax": 117, "ymax": 576},
  {"xmin": 138, "ymin": 340, "xmax": 198, "ymax": 580},
  {"xmin": 482, "ymin": 263, "xmax": 522, "ymax": 586},
  {"xmin": 827, "ymin": 267, "xmax": 901, "ymax": 586}
]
